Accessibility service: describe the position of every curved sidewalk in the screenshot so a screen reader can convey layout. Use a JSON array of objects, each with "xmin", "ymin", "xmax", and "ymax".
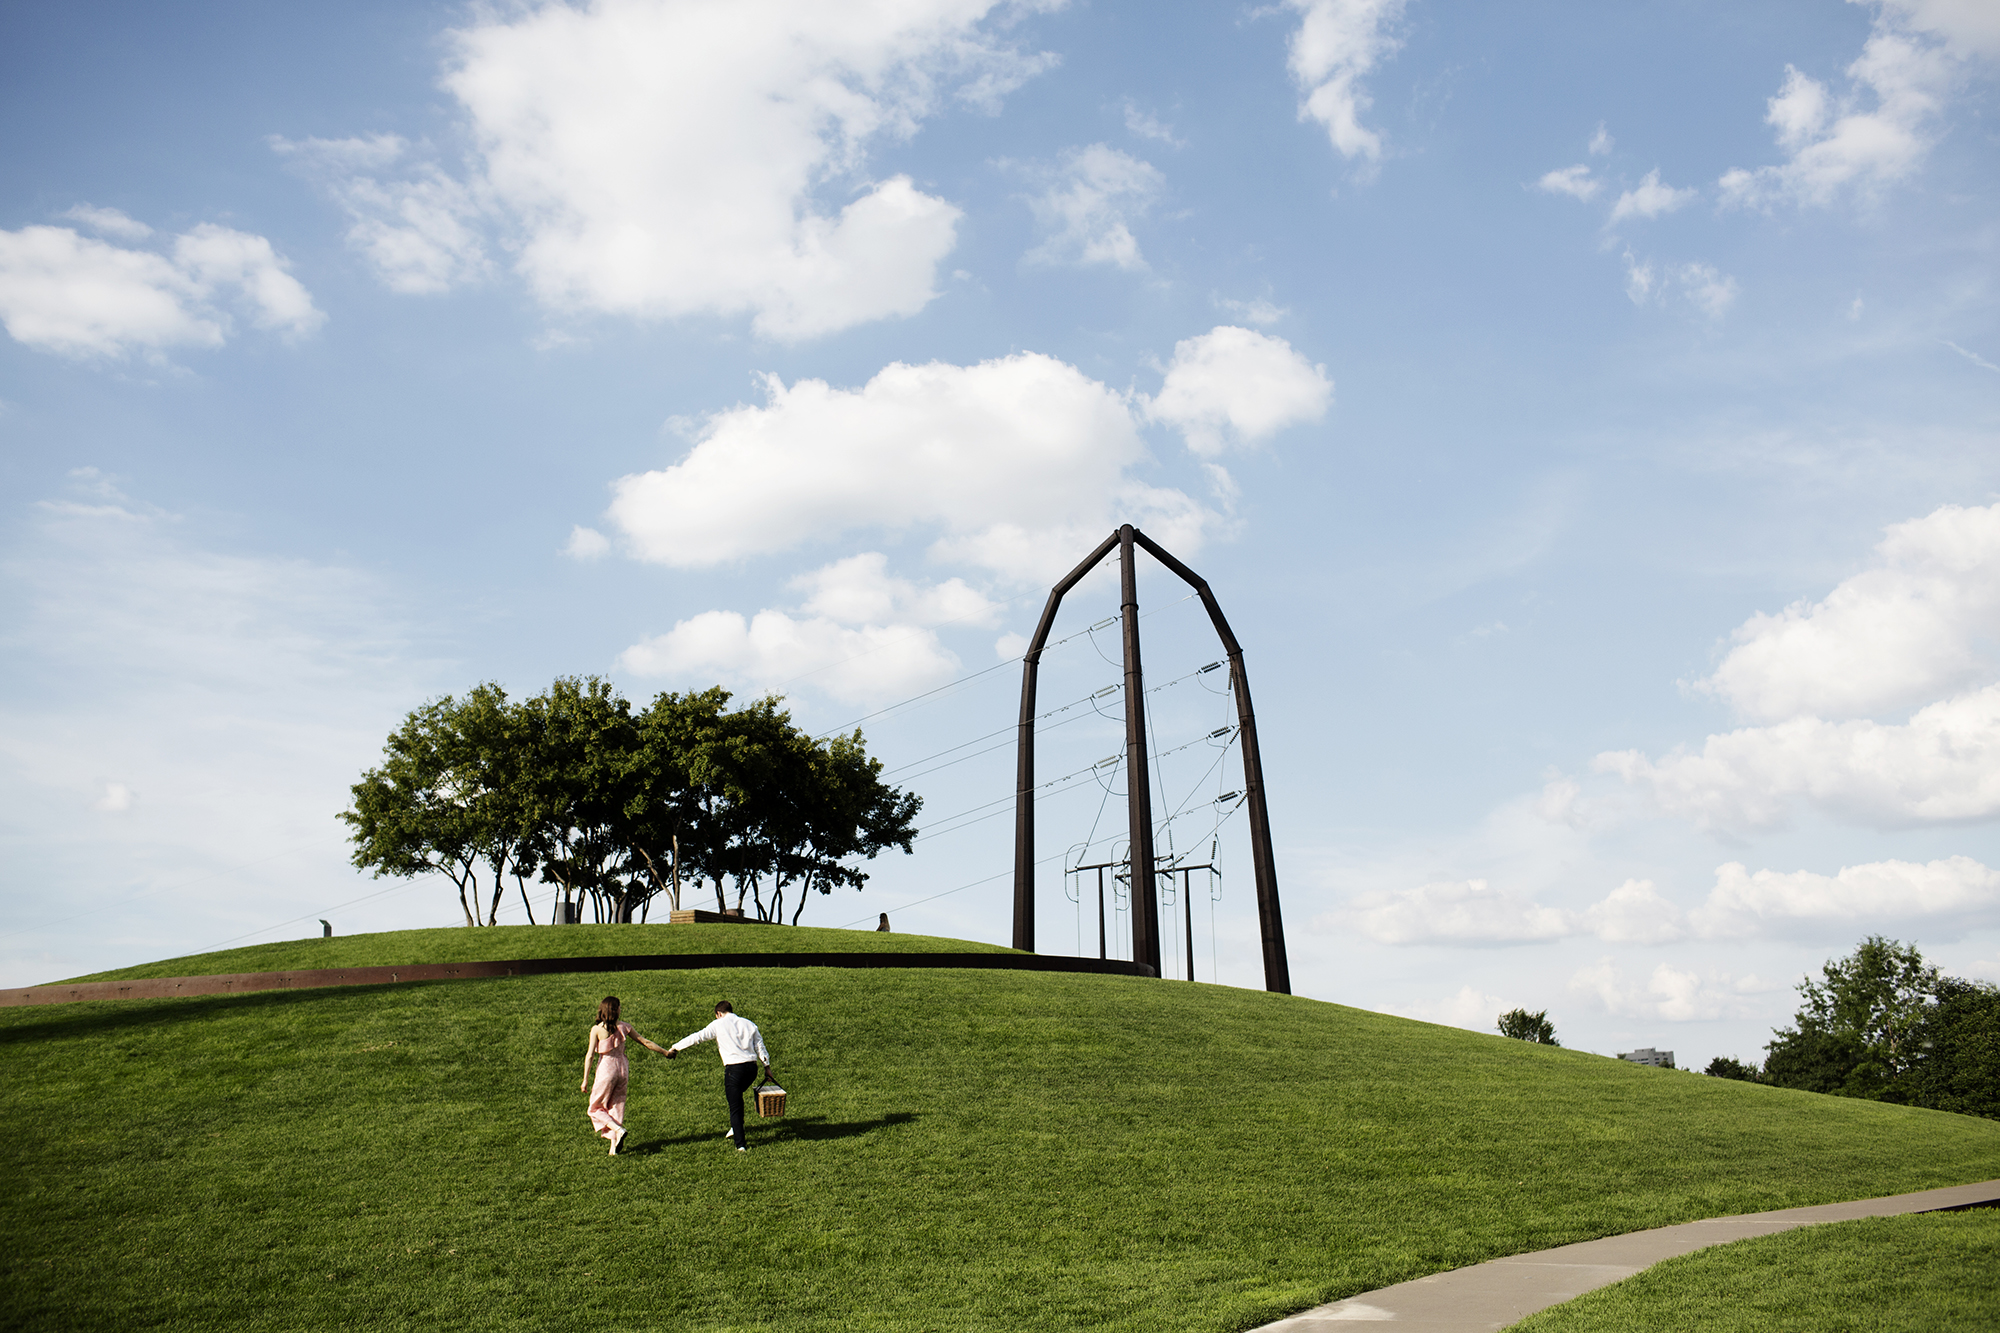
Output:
[{"xmin": 1253, "ymin": 1178, "xmax": 2000, "ymax": 1331}]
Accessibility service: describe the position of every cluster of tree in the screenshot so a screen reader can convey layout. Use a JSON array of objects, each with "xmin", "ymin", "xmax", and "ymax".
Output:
[
  {"xmin": 340, "ymin": 678, "xmax": 921, "ymax": 928},
  {"xmin": 1708, "ymin": 936, "xmax": 1999, "ymax": 1120},
  {"xmin": 1497, "ymin": 1008, "xmax": 1559, "ymax": 1045}
]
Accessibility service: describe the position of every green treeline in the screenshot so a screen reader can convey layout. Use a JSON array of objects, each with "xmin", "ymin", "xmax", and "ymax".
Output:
[
  {"xmin": 1709, "ymin": 936, "xmax": 2000, "ymax": 1121},
  {"xmin": 339, "ymin": 678, "xmax": 920, "ymax": 928}
]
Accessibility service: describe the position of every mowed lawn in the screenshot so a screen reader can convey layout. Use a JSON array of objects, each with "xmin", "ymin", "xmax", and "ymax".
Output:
[
  {"xmin": 1508, "ymin": 1208, "xmax": 2000, "ymax": 1332},
  {"xmin": 4, "ymin": 951, "xmax": 1999, "ymax": 1331}
]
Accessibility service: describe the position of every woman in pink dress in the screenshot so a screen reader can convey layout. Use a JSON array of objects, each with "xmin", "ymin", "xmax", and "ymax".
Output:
[{"xmin": 580, "ymin": 996, "xmax": 669, "ymax": 1154}]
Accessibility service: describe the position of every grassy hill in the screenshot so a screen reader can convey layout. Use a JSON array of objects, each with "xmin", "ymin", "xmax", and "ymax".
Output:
[
  {"xmin": 61, "ymin": 921, "xmax": 1015, "ymax": 982},
  {"xmin": 5, "ymin": 926, "xmax": 1998, "ymax": 1332}
]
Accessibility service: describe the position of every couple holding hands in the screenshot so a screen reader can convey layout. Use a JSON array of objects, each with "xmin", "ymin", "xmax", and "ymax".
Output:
[{"xmin": 581, "ymin": 996, "xmax": 773, "ymax": 1155}]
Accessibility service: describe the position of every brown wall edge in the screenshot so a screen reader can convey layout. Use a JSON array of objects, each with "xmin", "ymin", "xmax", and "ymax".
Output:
[{"xmin": 4, "ymin": 952, "xmax": 1157, "ymax": 1007}]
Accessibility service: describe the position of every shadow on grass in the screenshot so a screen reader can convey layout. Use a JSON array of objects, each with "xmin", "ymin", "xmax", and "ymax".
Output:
[
  {"xmin": 622, "ymin": 1112, "xmax": 918, "ymax": 1154},
  {"xmin": 0, "ymin": 980, "xmax": 480, "ymax": 1045}
]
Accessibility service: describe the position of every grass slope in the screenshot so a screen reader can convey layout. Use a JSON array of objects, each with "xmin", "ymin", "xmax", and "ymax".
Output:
[
  {"xmin": 4, "ymin": 949, "xmax": 1998, "ymax": 1331},
  {"xmin": 1507, "ymin": 1208, "xmax": 2000, "ymax": 1332},
  {"xmin": 63, "ymin": 922, "xmax": 1013, "ymax": 983}
]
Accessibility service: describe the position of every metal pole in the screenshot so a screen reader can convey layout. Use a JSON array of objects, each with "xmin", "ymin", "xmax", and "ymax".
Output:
[
  {"xmin": 1119, "ymin": 525, "xmax": 1162, "ymax": 977},
  {"xmin": 1183, "ymin": 868, "xmax": 1195, "ymax": 982},
  {"xmin": 1013, "ymin": 531, "xmax": 1122, "ymax": 953},
  {"xmin": 1097, "ymin": 865, "xmax": 1106, "ymax": 960}
]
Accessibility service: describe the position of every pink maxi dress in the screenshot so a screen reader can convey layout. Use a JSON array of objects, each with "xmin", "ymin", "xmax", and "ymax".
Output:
[{"xmin": 587, "ymin": 1021, "xmax": 637, "ymax": 1140}]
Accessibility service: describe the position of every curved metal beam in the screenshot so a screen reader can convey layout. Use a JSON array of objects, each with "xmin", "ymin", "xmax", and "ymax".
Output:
[{"xmin": 1012, "ymin": 530, "xmax": 1120, "ymax": 952}]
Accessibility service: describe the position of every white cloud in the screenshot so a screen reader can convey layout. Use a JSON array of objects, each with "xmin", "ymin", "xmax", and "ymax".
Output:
[
  {"xmin": 0, "ymin": 218, "xmax": 321, "ymax": 359},
  {"xmin": 1944, "ymin": 341, "xmax": 2000, "ymax": 375},
  {"xmin": 1678, "ymin": 262, "xmax": 1739, "ymax": 318},
  {"xmin": 92, "ymin": 782, "xmax": 136, "ymax": 814},
  {"xmin": 1720, "ymin": 6, "xmax": 1965, "ymax": 208},
  {"xmin": 1588, "ymin": 122, "xmax": 1614, "ymax": 156},
  {"xmin": 1336, "ymin": 878, "xmax": 1573, "ymax": 946},
  {"xmin": 604, "ymin": 348, "xmax": 1209, "ymax": 585},
  {"xmin": 1396, "ymin": 984, "xmax": 1516, "ymax": 1032},
  {"xmin": 1874, "ymin": 0, "xmax": 2000, "ymax": 59},
  {"xmin": 1215, "ymin": 296, "xmax": 1288, "ymax": 326},
  {"xmin": 1583, "ymin": 879, "xmax": 1686, "ymax": 944},
  {"xmin": 1022, "ymin": 144, "xmax": 1164, "ymax": 271},
  {"xmin": 1699, "ymin": 502, "xmax": 2000, "ymax": 722},
  {"xmin": 1691, "ymin": 856, "xmax": 2000, "ymax": 938},
  {"xmin": 1622, "ymin": 250, "xmax": 1656, "ymax": 304},
  {"xmin": 563, "ymin": 526, "xmax": 611, "ymax": 560},
  {"xmin": 1621, "ymin": 251, "xmax": 1738, "ymax": 317},
  {"xmin": 1536, "ymin": 165, "xmax": 1600, "ymax": 201},
  {"xmin": 1570, "ymin": 959, "xmax": 1773, "ymax": 1023},
  {"xmin": 299, "ymin": 0, "xmax": 1057, "ymax": 339},
  {"xmin": 1143, "ymin": 325, "xmax": 1333, "ymax": 456},
  {"xmin": 1122, "ymin": 100, "xmax": 1184, "ymax": 148},
  {"xmin": 617, "ymin": 554, "xmax": 991, "ymax": 703},
  {"xmin": 274, "ymin": 135, "xmax": 490, "ymax": 295},
  {"xmin": 791, "ymin": 551, "xmax": 998, "ymax": 627},
  {"xmin": 1285, "ymin": 0, "xmax": 1407, "ymax": 163},
  {"xmin": 1597, "ymin": 684, "xmax": 2000, "ymax": 833},
  {"xmin": 1608, "ymin": 169, "xmax": 1698, "ymax": 224},
  {"xmin": 61, "ymin": 205, "xmax": 153, "ymax": 241}
]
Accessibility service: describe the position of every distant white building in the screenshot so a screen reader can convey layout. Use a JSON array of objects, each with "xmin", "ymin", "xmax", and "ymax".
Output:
[{"xmin": 1618, "ymin": 1047, "xmax": 1674, "ymax": 1068}]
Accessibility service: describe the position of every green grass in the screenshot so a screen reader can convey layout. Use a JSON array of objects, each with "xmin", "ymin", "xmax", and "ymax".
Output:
[
  {"xmin": 5, "ymin": 935, "xmax": 1999, "ymax": 1331},
  {"xmin": 1506, "ymin": 1208, "xmax": 2000, "ymax": 1332},
  {"xmin": 62, "ymin": 921, "xmax": 1014, "ymax": 982}
]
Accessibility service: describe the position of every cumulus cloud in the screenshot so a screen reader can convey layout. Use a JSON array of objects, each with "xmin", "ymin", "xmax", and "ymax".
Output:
[
  {"xmin": 1608, "ymin": 169, "xmax": 1698, "ymax": 223},
  {"xmin": 1698, "ymin": 502, "xmax": 2000, "ymax": 723},
  {"xmin": 1143, "ymin": 326, "xmax": 1333, "ymax": 456},
  {"xmin": 1397, "ymin": 984, "xmax": 1518, "ymax": 1032},
  {"xmin": 61, "ymin": 205, "xmax": 152, "ymax": 241},
  {"xmin": 563, "ymin": 526, "xmax": 610, "ymax": 560},
  {"xmin": 617, "ymin": 552, "xmax": 996, "ymax": 703},
  {"xmin": 0, "ymin": 218, "xmax": 322, "ymax": 359},
  {"xmin": 603, "ymin": 347, "xmax": 1209, "ymax": 584},
  {"xmin": 1569, "ymin": 959, "xmax": 1774, "ymax": 1022},
  {"xmin": 1691, "ymin": 855, "xmax": 2000, "ymax": 938},
  {"xmin": 1588, "ymin": 123, "xmax": 1614, "ymax": 155},
  {"xmin": 297, "ymin": 0, "xmax": 1055, "ymax": 339},
  {"xmin": 1021, "ymin": 144, "xmax": 1164, "ymax": 270},
  {"xmin": 1584, "ymin": 879, "xmax": 1686, "ymax": 944},
  {"xmin": 1719, "ymin": 3, "xmax": 1974, "ymax": 208},
  {"xmin": 1598, "ymin": 684, "xmax": 2000, "ymax": 833},
  {"xmin": 1338, "ymin": 879, "xmax": 1573, "ymax": 946},
  {"xmin": 1536, "ymin": 165, "xmax": 1600, "ymax": 201},
  {"xmin": 1285, "ymin": 0, "xmax": 1407, "ymax": 163}
]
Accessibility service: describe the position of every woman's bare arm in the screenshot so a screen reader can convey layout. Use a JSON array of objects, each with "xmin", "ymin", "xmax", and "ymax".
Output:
[{"xmin": 580, "ymin": 1026, "xmax": 599, "ymax": 1092}]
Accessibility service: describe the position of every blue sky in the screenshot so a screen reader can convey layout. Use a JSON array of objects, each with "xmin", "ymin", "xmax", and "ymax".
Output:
[{"xmin": 4, "ymin": 0, "xmax": 1998, "ymax": 1067}]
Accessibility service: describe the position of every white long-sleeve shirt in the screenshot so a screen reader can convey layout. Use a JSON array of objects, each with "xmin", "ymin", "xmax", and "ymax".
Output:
[{"xmin": 672, "ymin": 1012, "xmax": 770, "ymax": 1067}]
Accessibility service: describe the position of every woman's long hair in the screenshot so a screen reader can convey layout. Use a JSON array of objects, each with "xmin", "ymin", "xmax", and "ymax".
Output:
[{"xmin": 595, "ymin": 996, "xmax": 621, "ymax": 1033}]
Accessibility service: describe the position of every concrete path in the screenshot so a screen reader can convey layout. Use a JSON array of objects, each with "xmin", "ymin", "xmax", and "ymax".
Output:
[{"xmin": 1252, "ymin": 1178, "xmax": 2000, "ymax": 1331}]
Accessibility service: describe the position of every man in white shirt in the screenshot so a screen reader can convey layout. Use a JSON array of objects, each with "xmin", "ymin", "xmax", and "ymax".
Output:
[{"xmin": 665, "ymin": 1000, "xmax": 773, "ymax": 1151}]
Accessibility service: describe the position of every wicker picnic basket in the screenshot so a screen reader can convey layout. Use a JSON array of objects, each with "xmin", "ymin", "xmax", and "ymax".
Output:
[{"xmin": 754, "ymin": 1079, "xmax": 788, "ymax": 1118}]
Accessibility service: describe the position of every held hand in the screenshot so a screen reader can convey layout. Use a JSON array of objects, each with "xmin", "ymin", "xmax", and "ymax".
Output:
[{"xmin": 664, "ymin": 1047, "xmax": 677, "ymax": 1060}]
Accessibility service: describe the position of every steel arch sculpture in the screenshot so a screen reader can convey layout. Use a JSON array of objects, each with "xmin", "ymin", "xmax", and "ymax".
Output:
[{"xmin": 1011, "ymin": 524, "xmax": 1290, "ymax": 994}]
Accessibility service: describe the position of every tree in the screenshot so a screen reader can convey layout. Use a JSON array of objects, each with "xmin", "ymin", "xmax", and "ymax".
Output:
[
  {"xmin": 341, "ymin": 678, "xmax": 919, "ymax": 927},
  {"xmin": 1763, "ymin": 936, "xmax": 1938, "ymax": 1100},
  {"xmin": 1898, "ymin": 978, "xmax": 2000, "ymax": 1120},
  {"xmin": 1704, "ymin": 1056, "xmax": 1759, "ymax": 1081},
  {"xmin": 1497, "ymin": 1008, "xmax": 1559, "ymax": 1045}
]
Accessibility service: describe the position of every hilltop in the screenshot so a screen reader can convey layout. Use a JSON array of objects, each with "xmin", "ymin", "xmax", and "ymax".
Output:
[{"xmin": 5, "ymin": 926, "xmax": 1997, "ymax": 1332}]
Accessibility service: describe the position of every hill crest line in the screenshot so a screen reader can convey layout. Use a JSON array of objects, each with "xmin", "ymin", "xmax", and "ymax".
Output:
[{"xmin": 5, "ymin": 952, "xmax": 1158, "ymax": 1007}]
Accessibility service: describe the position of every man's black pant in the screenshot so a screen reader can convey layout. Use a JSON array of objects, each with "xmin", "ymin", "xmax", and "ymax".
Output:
[{"xmin": 723, "ymin": 1060, "xmax": 760, "ymax": 1147}]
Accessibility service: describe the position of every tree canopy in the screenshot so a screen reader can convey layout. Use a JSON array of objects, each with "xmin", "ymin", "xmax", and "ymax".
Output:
[
  {"xmin": 1762, "ymin": 935, "xmax": 1999, "ymax": 1120},
  {"xmin": 340, "ymin": 679, "xmax": 920, "ymax": 927},
  {"xmin": 1496, "ymin": 1008, "xmax": 1559, "ymax": 1045}
]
